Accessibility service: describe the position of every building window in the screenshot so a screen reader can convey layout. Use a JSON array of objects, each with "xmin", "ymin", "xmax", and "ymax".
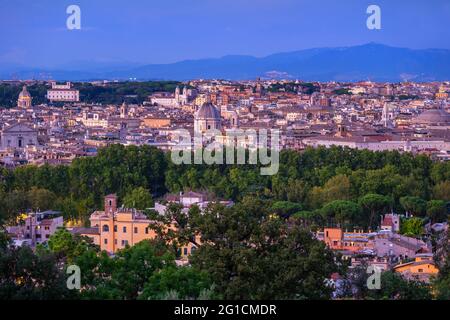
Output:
[
  {"xmin": 183, "ymin": 248, "xmax": 188, "ymax": 256},
  {"xmin": 102, "ymin": 225, "xmax": 109, "ymax": 232},
  {"xmin": 115, "ymin": 239, "xmax": 117, "ymax": 245},
  {"xmin": 134, "ymin": 227, "xmax": 138, "ymax": 234},
  {"xmin": 46, "ymin": 234, "xmax": 50, "ymax": 239},
  {"xmin": 418, "ymin": 269, "xmax": 423, "ymax": 273},
  {"xmin": 114, "ymin": 225, "xmax": 117, "ymax": 232},
  {"xmin": 104, "ymin": 238, "xmax": 108, "ymax": 244},
  {"xmin": 145, "ymin": 227, "xmax": 149, "ymax": 234},
  {"xmin": 123, "ymin": 226, "xmax": 127, "ymax": 233}
]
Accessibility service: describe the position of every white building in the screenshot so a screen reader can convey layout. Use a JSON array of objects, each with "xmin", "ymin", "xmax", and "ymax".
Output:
[
  {"xmin": 0, "ymin": 122, "xmax": 39, "ymax": 149},
  {"xmin": 47, "ymin": 82, "xmax": 80, "ymax": 102},
  {"xmin": 150, "ymin": 86, "xmax": 190, "ymax": 107},
  {"xmin": 303, "ymin": 136, "xmax": 449, "ymax": 152}
]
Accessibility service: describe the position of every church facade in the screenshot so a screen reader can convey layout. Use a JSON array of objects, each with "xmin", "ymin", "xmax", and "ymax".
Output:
[{"xmin": 0, "ymin": 122, "xmax": 39, "ymax": 149}]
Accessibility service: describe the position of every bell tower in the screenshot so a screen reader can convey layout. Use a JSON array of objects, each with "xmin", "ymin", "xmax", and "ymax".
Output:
[{"xmin": 105, "ymin": 194, "xmax": 117, "ymax": 216}]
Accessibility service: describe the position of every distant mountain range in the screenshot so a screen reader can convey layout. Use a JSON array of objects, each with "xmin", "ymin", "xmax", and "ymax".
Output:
[{"xmin": 2, "ymin": 43, "xmax": 450, "ymax": 82}]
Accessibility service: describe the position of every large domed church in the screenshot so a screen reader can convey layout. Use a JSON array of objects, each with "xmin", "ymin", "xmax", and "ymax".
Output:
[{"xmin": 194, "ymin": 101, "xmax": 222, "ymax": 134}]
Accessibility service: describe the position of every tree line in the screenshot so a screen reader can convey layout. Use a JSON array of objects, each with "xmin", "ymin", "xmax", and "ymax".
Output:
[
  {"xmin": 0, "ymin": 145, "xmax": 448, "ymax": 229},
  {"xmin": 0, "ymin": 81, "xmax": 182, "ymax": 108}
]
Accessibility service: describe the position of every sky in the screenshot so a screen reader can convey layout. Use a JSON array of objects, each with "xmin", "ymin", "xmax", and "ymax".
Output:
[{"xmin": 1, "ymin": 0, "xmax": 450, "ymax": 68}]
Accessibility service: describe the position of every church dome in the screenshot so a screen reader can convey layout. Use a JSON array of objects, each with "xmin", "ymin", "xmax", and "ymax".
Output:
[
  {"xmin": 413, "ymin": 109, "xmax": 450, "ymax": 125},
  {"xmin": 19, "ymin": 86, "xmax": 31, "ymax": 99},
  {"xmin": 196, "ymin": 102, "xmax": 221, "ymax": 120}
]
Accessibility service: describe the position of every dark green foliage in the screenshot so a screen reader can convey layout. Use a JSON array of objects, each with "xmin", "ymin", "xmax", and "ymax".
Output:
[
  {"xmin": 139, "ymin": 266, "xmax": 215, "ymax": 300},
  {"xmin": 366, "ymin": 271, "xmax": 432, "ymax": 300},
  {"xmin": 0, "ymin": 145, "xmax": 448, "ymax": 227},
  {"xmin": 0, "ymin": 245, "xmax": 77, "ymax": 299},
  {"xmin": 0, "ymin": 81, "xmax": 182, "ymax": 108},
  {"xmin": 152, "ymin": 197, "xmax": 339, "ymax": 299}
]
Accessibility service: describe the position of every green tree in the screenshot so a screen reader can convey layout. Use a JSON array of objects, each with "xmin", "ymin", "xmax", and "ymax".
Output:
[
  {"xmin": 400, "ymin": 217, "xmax": 424, "ymax": 237},
  {"xmin": 99, "ymin": 240, "xmax": 175, "ymax": 299},
  {"xmin": 122, "ymin": 187, "xmax": 153, "ymax": 210},
  {"xmin": 433, "ymin": 227, "xmax": 450, "ymax": 300},
  {"xmin": 426, "ymin": 200, "xmax": 448, "ymax": 223},
  {"xmin": 366, "ymin": 271, "xmax": 431, "ymax": 300},
  {"xmin": 139, "ymin": 266, "xmax": 216, "ymax": 300},
  {"xmin": 433, "ymin": 181, "xmax": 450, "ymax": 201},
  {"xmin": 400, "ymin": 196, "xmax": 427, "ymax": 217},
  {"xmin": 185, "ymin": 198, "xmax": 338, "ymax": 299},
  {"xmin": 307, "ymin": 174, "xmax": 351, "ymax": 209},
  {"xmin": 0, "ymin": 245, "xmax": 76, "ymax": 299},
  {"xmin": 47, "ymin": 228, "xmax": 98, "ymax": 263},
  {"xmin": 321, "ymin": 200, "xmax": 362, "ymax": 227},
  {"xmin": 27, "ymin": 187, "xmax": 57, "ymax": 211},
  {"xmin": 271, "ymin": 201, "xmax": 302, "ymax": 219},
  {"xmin": 358, "ymin": 193, "xmax": 391, "ymax": 227}
]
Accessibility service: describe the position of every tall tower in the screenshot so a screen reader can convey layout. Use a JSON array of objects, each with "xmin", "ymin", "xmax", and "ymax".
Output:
[
  {"xmin": 105, "ymin": 194, "xmax": 117, "ymax": 216},
  {"xmin": 382, "ymin": 103, "xmax": 392, "ymax": 128},
  {"xmin": 120, "ymin": 102, "xmax": 128, "ymax": 119},
  {"xmin": 175, "ymin": 86, "xmax": 180, "ymax": 102}
]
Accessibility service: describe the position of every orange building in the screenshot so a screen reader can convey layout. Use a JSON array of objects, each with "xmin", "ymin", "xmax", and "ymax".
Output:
[
  {"xmin": 142, "ymin": 117, "xmax": 171, "ymax": 128},
  {"xmin": 75, "ymin": 194, "xmax": 198, "ymax": 259},
  {"xmin": 322, "ymin": 227, "xmax": 375, "ymax": 252},
  {"xmin": 393, "ymin": 253, "xmax": 439, "ymax": 283}
]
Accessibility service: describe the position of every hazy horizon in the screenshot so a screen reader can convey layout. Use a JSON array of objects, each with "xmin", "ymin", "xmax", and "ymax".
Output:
[{"xmin": 2, "ymin": 0, "xmax": 450, "ymax": 69}]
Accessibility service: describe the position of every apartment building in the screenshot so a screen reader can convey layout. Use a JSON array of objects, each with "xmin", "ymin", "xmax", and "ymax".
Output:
[{"xmin": 6, "ymin": 210, "xmax": 63, "ymax": 246}]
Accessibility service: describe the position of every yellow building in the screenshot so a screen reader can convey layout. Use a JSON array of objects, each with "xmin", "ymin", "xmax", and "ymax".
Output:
[
  {"xmin": 393, "ymin": 253, "xmax": 439, "ymax": 283},
  {"xmin": 76, "ymin": 194, "xmax": 197, "ymax": 258},
  {"xmin": 435, "ymin": 85, "xmax": 448, "ymax": 100},
  {"xmin": 17, "ymin": 85, "xmax": 32, "ymax": 108}
]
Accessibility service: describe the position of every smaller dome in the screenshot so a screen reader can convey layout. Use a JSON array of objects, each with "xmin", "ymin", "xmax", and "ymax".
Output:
[
  {"xmin": 19, "ymin": 86, "xmax": 31, "ymax": 99},
  {"xmin": 413, "ymin": 109, "xmax": 450, "ymax": 125},
  {"xmin": 196, "ymin": 102, "xmax": 221, "ymax": 120}
]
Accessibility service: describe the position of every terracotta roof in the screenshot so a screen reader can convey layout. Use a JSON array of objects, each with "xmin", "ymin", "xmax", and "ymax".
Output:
[{"xmin": 71, "ymin": 227, "xmax": 100, "ymax": 235}]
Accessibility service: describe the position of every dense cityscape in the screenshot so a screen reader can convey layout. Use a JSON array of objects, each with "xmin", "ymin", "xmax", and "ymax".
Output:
[
  {"xmin": 0, "ymin": 78, "xmax": 448, "ymax": 301},
  {"xmin": 1, "ymin": 1, "xmax": 449, "ymax": 314}
]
